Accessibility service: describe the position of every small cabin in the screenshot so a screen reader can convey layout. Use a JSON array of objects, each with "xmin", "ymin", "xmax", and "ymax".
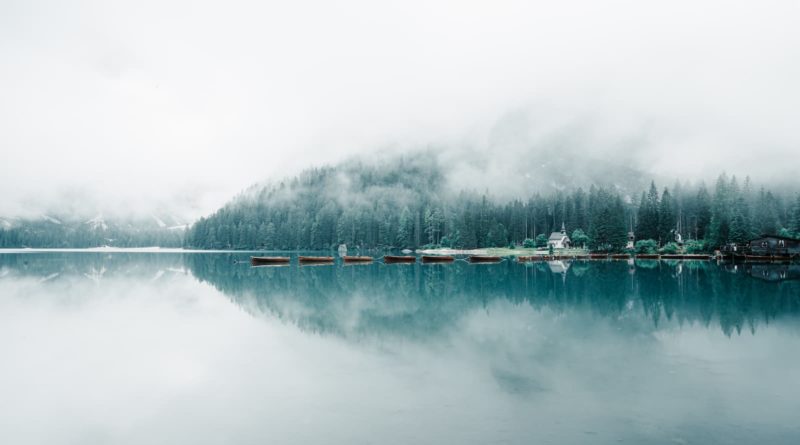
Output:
[
  {"xmin": 748, "ymin": 235, "xmax": 800, "ymax": 256},
  {"xmin": 548, "ymin": 223, "xmax": 571, "ymax": 249}
]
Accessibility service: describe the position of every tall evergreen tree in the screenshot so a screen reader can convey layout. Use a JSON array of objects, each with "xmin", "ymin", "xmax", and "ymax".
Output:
[
  {"xmin": 396, "ymin": 207, "xmax": 412, "ymax": 248},
  {"xmin": 693, "ymin": 183, "xmax": 712, "ymax": 240},
  {"xmin": 791, "ymin": 194, "xmax": 800, "ymax": 236},
  {"xmin": 589, "ymin": 189, "xmax": 628, "ymax": 252},
  {"xmin": 658, "ymin": 188, "xmax": 675, "ymax": 243},
  {"xmin": 636, "ymin": 182, "xmax": 660, "ymax": 241},
  {"xmin": 708, "ymin": 174, "xmax": 731, "ymax": 247}
]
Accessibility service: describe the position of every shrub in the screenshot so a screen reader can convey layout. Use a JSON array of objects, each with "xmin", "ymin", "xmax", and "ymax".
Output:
[
  {"xmin": 684, "ymin": 240, "xmax": 706, "ymax": 254},
  {"xmin": 659, "ymin": 242, "xmax": 680, "ymax": 254},
  {"xmin": 634, "ymin": 239, "xmax": 658, "ymax": 254},
  {"xmin": 523, "ymin": 238, "xmax": 535, "ymax": 248}
]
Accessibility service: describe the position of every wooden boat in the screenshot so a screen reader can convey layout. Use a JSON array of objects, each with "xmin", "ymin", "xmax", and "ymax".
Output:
[
  {"xmin": 298, "ymin": 256, "xmax": 335, "ymax": 264},
  {"xmin": 383, "ymin": 255, "xmax": 416, "ymax": 264},
  {"xmin": 589, "ymin": 254, "xmax": 609, "ymax": 260},
  {"xmin": 421, "ymin": 255, "xmax": 455, "ymax": 263},
  {"xmin": 610, "ymin": 254, "xmax": 631, "ymax": 260},
  {"xmin": 468, "ymin": 255, "xmax": 502, "ymax": 263},
  {"xmin": 250, "ymin": 256, "xmax": 290, "ymax": 265},
  {"xmin": 343, "ymin": 256, "xmax": 373, "ymax": 263},
  {"xmin": 660, "ymin": 254, "xmax": 684, "ymax": 259},
  {"xmin": 573, "ymin": 255, "xmax": 590, "ymax": 260},
  {"xmin": 636, "ymin": 254, "xmax": 660, "ymax": 259}
]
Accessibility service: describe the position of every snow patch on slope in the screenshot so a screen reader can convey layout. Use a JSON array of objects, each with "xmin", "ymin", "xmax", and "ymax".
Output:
[
  {"xmin": 85, "ymin": 214, "xmax": 108, "ymax": 230},
  {"xmin": 41, "ymin": 215, "xmax": 62, "ymax": 224},
  {"xmin": 151, "ymin": 215, "xmax": 167, "ymax": 228}
]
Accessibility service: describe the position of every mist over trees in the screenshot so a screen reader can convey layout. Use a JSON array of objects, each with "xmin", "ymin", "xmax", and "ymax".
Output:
[
  {"xmin": 185, "ymin": 156, "xmax": 800, "ymax": 252},
  {"xmin": 4, "ymin": 155, "xmax": 796, "ymax": 251}
]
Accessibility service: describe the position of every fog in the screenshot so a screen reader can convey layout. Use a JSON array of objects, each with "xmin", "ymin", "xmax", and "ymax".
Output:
[{"xmin": 1, "ymin": 0, "xmax": 798, "ymax": 219}]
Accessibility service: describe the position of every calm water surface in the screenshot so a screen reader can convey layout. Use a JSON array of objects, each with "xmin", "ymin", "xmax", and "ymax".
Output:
[{"xmin": 1, "ymin": 252, "xmax": 799, "ymax": 444}]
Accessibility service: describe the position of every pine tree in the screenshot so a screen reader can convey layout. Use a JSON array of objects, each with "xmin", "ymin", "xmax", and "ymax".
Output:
[
  {"xmin": 590, "ymin": 189, "xmax": 628, "ymax": 252},
  {"xmin": 636, "ymin": 182, "xmax": 660, "ymax": 241},
  {"xmin": 658, "ymin": 188, "xmax": 675, "ymax": 243},
  {"xmin": 708, "ymin": 174, "xmax": 731, "ymax": 247},
  {"xmin": 729, "ymin": 198, "xmax": 751, "ymax": 245},
  {"xmin": 396, "ymin": 207, "xmax": 412, "ymax": 248},
  {"xmin": 790, "ymin": 194, "xmax": 800, "ymax": 236},
  {"xmin": 694, "ymin": 183, "xmax": 712, "ymax": 240}
]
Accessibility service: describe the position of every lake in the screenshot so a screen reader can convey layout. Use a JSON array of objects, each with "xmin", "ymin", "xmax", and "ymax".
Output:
[{"xmin": 1, "ymin": 252, "xmax": 799, "ymax": 444}]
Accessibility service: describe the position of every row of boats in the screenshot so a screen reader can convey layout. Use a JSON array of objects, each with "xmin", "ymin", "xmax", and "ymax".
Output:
[{"xmin": 250, "ymin": 255, "xmax": 503, "ymax": 266}]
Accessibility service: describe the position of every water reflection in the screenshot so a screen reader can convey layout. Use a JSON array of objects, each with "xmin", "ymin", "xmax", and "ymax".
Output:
[
  {"xmin": 184, "ymin": 255, "xmax": 800, "ymax": 338},
  {"xmin": 3, "ymin": 253, "xmax": 799, "ymax": 339},
  {"xmin": 2, "ymin": 252, "xmax": 800, "ymax": 444}
]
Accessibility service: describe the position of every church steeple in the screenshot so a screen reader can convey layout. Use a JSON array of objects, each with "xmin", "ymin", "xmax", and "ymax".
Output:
[{"xmin": 561, "ymin": 222, "xmax": 566, "ymax": 235}]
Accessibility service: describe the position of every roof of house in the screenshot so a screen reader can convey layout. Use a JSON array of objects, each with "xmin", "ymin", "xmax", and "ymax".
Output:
[{"xmin": 549, "ymin": 232, "xmax": 569, "ymax": 241}]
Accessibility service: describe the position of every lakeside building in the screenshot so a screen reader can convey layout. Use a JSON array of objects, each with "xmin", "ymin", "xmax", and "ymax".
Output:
[
  {"xmin": 748, "ymin": 235, "xmax": 800, "ymax": 256},
  {"xmin": 548, "ymin": 223, "xmax": 571, "ymax": 249}
]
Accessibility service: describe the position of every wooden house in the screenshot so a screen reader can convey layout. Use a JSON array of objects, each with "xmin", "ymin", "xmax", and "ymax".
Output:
[{"xmin": 748, "ymin": 235, "xmax": 800, "ymax": 256}]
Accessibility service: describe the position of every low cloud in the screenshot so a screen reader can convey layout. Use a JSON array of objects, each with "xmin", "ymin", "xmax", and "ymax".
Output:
[{"xmin": 1, "ymin": 0, "xmax": 798, "ymax": 219}]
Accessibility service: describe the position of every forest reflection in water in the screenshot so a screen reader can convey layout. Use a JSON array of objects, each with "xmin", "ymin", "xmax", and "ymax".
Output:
[
  {"xmin": 184, "ymin": 254, "xmax": 800, "ymax": 339},
  {"xmin": 2, "ymin": 252, "xmax": 799, "ymax": 340}
]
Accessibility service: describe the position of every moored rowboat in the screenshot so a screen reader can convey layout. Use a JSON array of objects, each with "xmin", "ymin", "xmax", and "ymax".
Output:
[
  {"xmin": 421, "ymin": 255, "xmax": 454, "ymax": 263},
  {"xmin": 468, "ymin": 255, "xmax": 502, "ymax": 263},
  {"xmin": 298, "ymin": 256, "xmax": 335, "ymax": 263},
  {"xmin": 250, "ymin": 256, "xmax": 290, "ymax": 265},
  {"xmin": 383, "ymin": 255, "xmax": 416, "ymax": 263},
  {"xmin": 343, "ymin": 256, "xmax": 373, "ymax": 263}
]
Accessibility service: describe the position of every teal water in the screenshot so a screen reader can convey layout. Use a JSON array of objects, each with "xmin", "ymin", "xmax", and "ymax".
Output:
[{"xmin": 1, "ymin": 252, "xmax": 799, "ymax": 444}]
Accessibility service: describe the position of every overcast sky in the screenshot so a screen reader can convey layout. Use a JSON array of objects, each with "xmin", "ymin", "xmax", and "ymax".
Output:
[{"xmin": 1, "ymin": 0, "xmax": 798, "ymax": 219}]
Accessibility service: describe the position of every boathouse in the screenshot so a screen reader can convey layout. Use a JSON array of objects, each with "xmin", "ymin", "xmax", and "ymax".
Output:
[
  {"xmin": 748, "ymin": 235, "xmax": 800, "ymax": 256},
  {"xmin": 548, "ymin": 223, "xmax": 571, "ymax": 249}
]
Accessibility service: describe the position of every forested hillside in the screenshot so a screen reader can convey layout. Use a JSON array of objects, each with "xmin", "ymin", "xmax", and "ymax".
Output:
[{"xmin": 186, "ymin": 155, "xmax": 800, "ymax": 252}]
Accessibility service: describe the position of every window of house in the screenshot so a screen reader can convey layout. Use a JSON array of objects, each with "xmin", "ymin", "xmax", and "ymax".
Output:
[{"xmin": 779, "ymin": 240, "xmax": 785, "ymax": 247}]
